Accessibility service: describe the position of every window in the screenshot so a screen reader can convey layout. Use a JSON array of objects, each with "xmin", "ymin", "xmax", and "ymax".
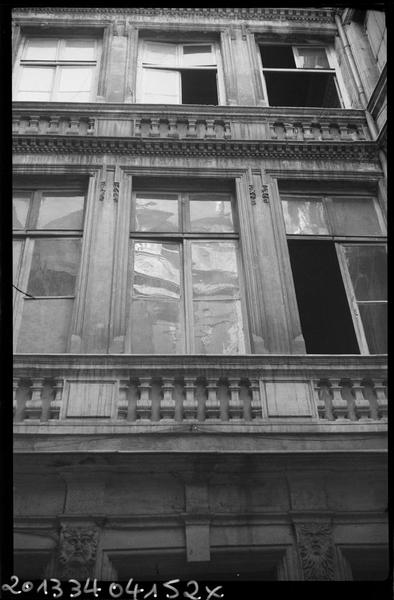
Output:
[
  {"xmin": 13, "ymin": 184, "xmax": 85, "ymax": 352},
  {"xmin": 137, "ymin": 40, "xmax": 221, "ymax": 104},
  {"xmin": 14, "ymin": 37, "xmax": 100, "ymax": 102},
  {"xmin": 259, "ymin": 44, "xmax": 344, "ymax": 107},
  {"xmin": 281, "ymin": 193, "xmax": 387, "ymax": 354},
  {"xmin": 127, "ymin": 185, "xmax": 248, "ymax": 354}
]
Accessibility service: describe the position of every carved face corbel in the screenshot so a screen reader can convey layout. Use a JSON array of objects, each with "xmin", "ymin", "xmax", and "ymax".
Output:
[{"xmin": 58, "ymin": 525, "xmax": 99, "ymax": 578}]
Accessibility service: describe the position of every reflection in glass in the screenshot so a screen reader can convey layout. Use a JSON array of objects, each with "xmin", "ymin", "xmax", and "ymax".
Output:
[
  {"xmin": 190, "ymin": 200, "xmax": 233, "ymax": 232},
  {"xmin": 56, "ymin": 66, "xmax": 93, "ymax": 101},
  {"xmin": 13, "ymin": 194, "xmax": 30, "ymax": 229},
  {"xmin": 135, "ymin": 195, "xmax": 179, "ymax": 232},
  {"xmin": 330, "ymin": 198, "xmax": 383, "ymax": 236},
  {"xmin": 193, "ymin": 301, "xmax": 245, "ymax": 353},
  {"xmin": 24, "ymin": 39, "xmax": 57, "ymax": 61},
  {"xmin": 296, "ymin": 47, "xmax": 329, "ymax": 69},
  {"xmin": 61, "ymin": 39, "xmax": 96, "ymax": 61},
  {"xmin": 37, "ymin": 195, "xmax": 85, "ymax": 229},
  {"xmin": 282, "ymin": 199, "xmax": 329, "ymax": 234},
  {"xmin": 17, "ymin": 67, "xmax": 54, "ymax": 100},
  {"xmin": 130, "ymin": 299, "xmax": 184, "ymax": 354},
  {"xmin": 143, "ymin": 42, "xmax": 178, "ymax": 66},
  {"xmin": 27, "ymin": 239, "xmax": 81, "ymax": 296},
  {"xmin": 13, "ymin": 241, "xmax": 22, "ymax": 284},
  {"xmin": 133, "ymin": 242, "xmax": 180, "ymax": 298},
  {"xmin": 192, "ymin": 242, "xmax": 240, "ymax": 298},
  {"xmin": 359, "ymin": 303, "xmax": 387, "ymax": 354},
  {"xmin": 344, "ymin": 245, "xmax": 387, "ymax": 301}
]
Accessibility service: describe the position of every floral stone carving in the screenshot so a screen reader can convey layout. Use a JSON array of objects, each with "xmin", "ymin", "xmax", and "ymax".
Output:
[
  {"xmin": 58, "ymin": 525, "xmax": 99, "ymax": 579},
  {"xmin": 295, "ymin": 523, "xmax": 336, "ymax": 580}
]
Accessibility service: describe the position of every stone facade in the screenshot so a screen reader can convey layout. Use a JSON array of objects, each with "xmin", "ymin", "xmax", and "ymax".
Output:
[{"xmin": 12, "ymin": 7, "xmax": 387, "ymax": 584}]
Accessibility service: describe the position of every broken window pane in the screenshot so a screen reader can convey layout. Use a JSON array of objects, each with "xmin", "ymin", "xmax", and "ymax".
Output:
[
  {"xmin": 37, "ymin": 195, "xmax": 85, "ymax": 229},
  {"xmin": 24, "ymin": 38, "xmax": 58, "ymax": 61},
  {"xmin": 343, "ymin": 245, "xmax": 387, "ymax": 301},
  {"xmin": 27, "ymin": 238, "xmax": 81, "ymax": 296},
  {"xmin": 193, "ymin": 300, "xmax": 245, "ymax": 353},
  {"xmin": 60, "ymin": 39, "xmax": 96, "ymax": 61},
  {"xmin": 190, "ymin": 197, "xmax": 233, "ymax": 232},
  {"xmin": 359, "ymin": 303, "xmax": 387, "ymax": 353},
  {"xmin": 13, "ymin": 240, "xmax": 22, "ymax": 284},
  {"xmin": 130, "ymin": 299, "xmax": 184, "ymax": 353},
  {"xmin": 13, "ymin": 194, "xmax": 30, "ymax": 229},
  {"xmin": 191, "ymin": 242, "xmax": 240, "ymax": 298},
  {"xmin": 133, "ymin": 242, "xmax": 181, "ymax": 298},
  {"xmin": 135, "ymin": 194, "xmax": 179, "ymax": 232},
  {"xmin": 330, "ymin": 198, "xmax": 383, "ymax": 236},
  {"xmin": 295, "ymin": 47, "xmax": 329, "ymax": 69},
  {"xmin": 282, "ymin": 199, "xmax": 329, "ymax": 235}
]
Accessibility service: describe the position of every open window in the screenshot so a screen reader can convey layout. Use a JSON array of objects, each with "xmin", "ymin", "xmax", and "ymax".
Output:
[
  {"xmin": 13, "ymin": 179, "xmax": 87, "ymax": 352},
  {"xmin": 13, "ymin": 35, "xmax": 101, "ymax": 102},
  {"xmin": 281, "ymin": 192, "xmax": 386, "ymax": 354},
  {"xmin": 127, "ymin": 179, "xmax": 248, "ymax": 354},
  {"xmin": 259, "ymin": 44, "xmax": 345, "ymax": 108},
  {"xmin": 137, "ymin": 40, "xmax": 221, "ymax": 105}
]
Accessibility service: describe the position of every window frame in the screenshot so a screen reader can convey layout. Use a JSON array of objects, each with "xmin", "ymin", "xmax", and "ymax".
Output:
[
  {"xmin": 257, "ymin": 42, "xmax": 350, "ymax": 108},
  {"xmin": 13, "ymin": 185, "xmax": 86, "ymax": 352},
  {"xmin": 13, "ymin": 34, "xmax": 102, "ymax": 102},
  {"xmin": 127, "ymin": 189, "xmax": 250, "ymax": 354},
  {"xmin": 136, "ymin": 38, "xmax": 225, "ymax": 105},
  {"xmin": 281, "ymin": 192, "xmax": 387, "ymax": 355}
]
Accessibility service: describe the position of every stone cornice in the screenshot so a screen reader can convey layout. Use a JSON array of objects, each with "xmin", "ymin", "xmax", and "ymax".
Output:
[
  {"xmin": 13, "ymin": 134, "xmax": 378, "ymax": 162},
  {"xmin": 13, "ymin": 7, "xmax": 336, "ymax": 24}
]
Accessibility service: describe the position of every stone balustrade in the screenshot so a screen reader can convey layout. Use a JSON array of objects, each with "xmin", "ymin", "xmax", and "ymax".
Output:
[{"xmin": 13, "ymin": 356, "xmax": 387, "ymax": 425}]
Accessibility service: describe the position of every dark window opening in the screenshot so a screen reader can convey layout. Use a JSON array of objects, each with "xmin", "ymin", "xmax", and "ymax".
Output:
[
  {"xmin": 344, "ymin": 547, "xmax": 389, "ymax": 581},
  {"xmin": 264, "ymin": 71, "xmax": 341, "ymax": 107},
  {"xmin": 288, "ymin": 240, "xmax": 359, "ymax": 354},
  {"xmin": 181, "ymin": 69, "xmax": 218, "ymax": 105},
  {"xmin": 260, "ymin": 44, "xmax": 296, "ymax": 68}
]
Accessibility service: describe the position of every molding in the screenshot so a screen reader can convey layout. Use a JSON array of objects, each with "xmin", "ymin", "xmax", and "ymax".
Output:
[
  {"xmin": 12, "ymin": 135, "xmax": 379, "ymax": 162},
  {"xmin": 13, "ymin": 8, "xmax": 336, "ymax": 24}
]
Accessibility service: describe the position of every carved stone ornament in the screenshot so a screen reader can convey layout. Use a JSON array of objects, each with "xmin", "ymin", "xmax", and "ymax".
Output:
[
  {"xmin": 57, "ymin": 525, "xmax": 99, "ymax": 580},
  {"xmin": 296, "ymin": 523, "xmax": 336, "ymax": 580},
  {"xmin": 113, "ymin": 181, "xmax": 120, "ymax": 202},
  {"xmin": 261, "ymin": 184, "xmax": 270, "ymax": 203},
  {"xmin": 249, "ymin": 184, "xmax": 256, "ymax": 204},
  {"xmin": 99, "ymin": 181, "xmax": 106, "ymax": 202}
]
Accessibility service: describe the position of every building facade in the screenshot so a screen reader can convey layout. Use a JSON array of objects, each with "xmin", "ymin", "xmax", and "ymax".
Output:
[{"xmin": 12, "ymin": 7, "xmax": 387, "ymax": 583}]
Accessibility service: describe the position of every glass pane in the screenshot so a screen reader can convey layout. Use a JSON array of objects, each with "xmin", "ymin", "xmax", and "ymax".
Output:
[
  {"xmin": 182, "ymin": 45, "xmax": 215, "ymax": 66},
  {"xmin": 27, "ymin": 239, "xmax": 81, "ymax": 296},
  {"xmin": 135, "ymin": 194, "xmax": 179, "ymax": 232},
  {"xmin": 18, "ymin": 66, "xmax": 55, "ymax": 92},
  {"xmin": 330, "ymin": 198, "xmax": 383, "ymax": 236},
  {"xmin": 142, "ymin": 69, "xmax": 181, "ymax": 103},
  {"xmin": 16, "ymin": 298, "xmax": 73, "ymax": 353},
  {"xmin": 190, "ymin": 198, "xmax": 234, "ymax": 232},
  {"xmin": 296, "ymin": 47, "xmax": 329, "ymax": 69},
  {"xmin": 193, "ymin": 300, "xmax": 245, "ymax": 354},
  {"xmin": 192, "ymin": 242, "xmax": 240, "ymax": 298},
  {"xmin": 16, "ymin": 91, "xmax": 51, "ymax": 101},
  {"xmin": 60, "ymin": 39, "xmax": 96, "ymax": 61},
  {"xmin": 143, "ymin": 41, "xmax": 177, "ymax": 66},
  {"xmin": 13, "ymin": 241, "xmax": 22, "ymax": 284},
  {"xmin": 24, "ymin": 38, "xmax": 58, "ymax": 60},
  {"xmin": 58, "ymin": 66, "xmax": 93, "ymax": 92},
  {"xmin": 343, "ymin": 245, "xmax": 387, "ymax": 301},
  {"xmin": 37, "ymin": 195, "xmax": 84, "ymax": 229},
  {"xmin": 13, "ymin": 194, "xmax": 30, "ymax": 229},
  {"xmin": 359, "ymin": 303, "xmax": 387, "ymax": 354},
  {"xmin": 130, "ymin": 299, "xmax": 184, "ymax": 354},
  {"xmin": 133, "ymin": 242, "xmax": 180, "ymax": 298},
  {"xmin": 281, "ymin": 199, "xmax": 329, "ymax": 235}
]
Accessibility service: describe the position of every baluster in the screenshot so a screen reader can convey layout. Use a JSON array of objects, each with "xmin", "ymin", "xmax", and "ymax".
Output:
[
  {"xmin": 339, "ymin": 124, "xmax": 350, "ymax": 140},
  {"xmin": 206, "ymin": 377, "xmax": 220, "ymax": 419},
  {"xmin": 330, "ymin": 379, "xmax": 349, "ymax": 420},
  {"xmin": 196, "ymin": 378, "xmax": 207, "ymax": 422},
  {"xmin": 149, "ymin": 118, "xmax": 160, "ymax": 137},
  {"xmin": 321, "ymin": 123, "xmax": 331, "ymax": 140},
  {"xmin": 67, "ymin": 118, "xmax": 80, "ymax": 135},
  {"xmin": 40, "ymin": 380, "xmax": 54, "ymax": 422},
  {"xmin": 315, "ymin": 380, "xmax": 334, "ymax": 421},
  {"xmin": 161, "ymin": 377, "xmax": 175, "ymax": 420},
  {"xmin": 303, "ymin": 122, "xmax": 314, "ymax": 140},
  {"xmin": 127, "ymin": 380, "xmax": 138, "ymax": 422},
  {"xmin": 50, "ymin": 379, "xmax": 63, "ymax": 420},
  {"xmin": 118, "ymin": 379, "xmax": 130, "ymax": 419},
  {"xmin": 240, "ymin": 380, "xmax": 251, "ymax": 421},
  {"xmin": 167, "ymin": 118, "xmax": 178, "ymax": 138},
  {"xmin": 134, "ymin": 118, "xmax": 142, "ymax": 137},
  {"xmin": 374, "ymin": 381, "xmax": 387, "ymax": 419},
  {"xmin": 29, "ymin": 117, "xmax": 40, "ymax": 133},
  {"xmin": 174, "ymin": 380, "xmax": 184, "ymax": 422},
  {"xmin": 224, "ymin": 120, "xmax": 232, "ymax": 139},
  {"xmin": 48, "ymin": 115, "xmax": 60, "ymax": 134},
  {"xmin": 342, "ymin": 380, "xmax": 357, "ymax": 421},
  {"xmin": 25, "ymin": 378, "xmax": 43, "ymax": 420},
  {"xmin": 12, "ymin": 117, "xmax": 20, "ymax": 133},
  {"xmin": 87, "ymin": 117, "xmax": 95, "ymax": 135},
  {"xmin": 151, "ymin": 379, "xmax": 161, "ymax": 422},
  {"xmin": 186, "ymin": 118, "xmax": 197, "ymax": 137},
  {"xmin": 352, "ymin": 379, "xmax": 372, "ymax": 420},
  {"xmin": 217, "ymin": 379, "xmax": 229, "ymax": 422},
  {"xmin": 284, "ymin": 122, "xmax": 293, "ymax": 139},
  {"xmin": 204, "ymin": 119, "xmax": 216, "ymax": 138},
  {"xmin": 293, "ymin": 122, "xmax": 303, "ymax": 141},
  {"xmin": 228, "ymin": 378, "xmax": 243, "ymax": 420},
  {"xmin": 184, "ymin": 377, "xmax": 198, "ymax": 420},
  {"xmin": 14, "ymin": 380, "xmax": 28, "ymax": 422},
  {"xmin": 137, "ymin": 377, "xmax": 152, "ymax": 420},
  {"xmin": 269, "ymin": 122, "xmax": 277, "ymax": 139},
  {"xmin": 249, "ymin": 379, "xmax": 262, "ymax": 420}
]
